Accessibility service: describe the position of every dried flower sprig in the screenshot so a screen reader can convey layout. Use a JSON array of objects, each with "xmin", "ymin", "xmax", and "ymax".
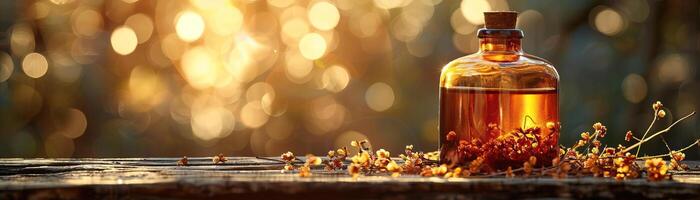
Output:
[
  {"xmin": 347, "ymin": 139, "xmax": 391, "ymax": 178},
  {"xmin": 281, "ymin": 151, "xmax": 296, "ymax": 171},
  {"xmin": 442, "ymin": 121, "xmax": 560, "ymax": 174},
  {"xmin": 276, "ymin": 101, "xmax": 696, "ymax": 182},
  {"xmin": 636, "ymin": 101, "xmax": 664, "ymax": 156},
  {"xmin": 623, "ymin": 111, "xmax": 696, "ymax": 154},
  {"xmin": 421, "ymin": 101, "xmax": 696, "ymax": 181},
  {"xmin": 399, "ymin": 145, "xmax": 436, "ymax": 174},
  {"xmin": 212, "ymin": 153, "xmax": 227, "ymax": 164},
  {"xmin": 386, "ymin": 159, "xmax": 402, "ymax": 177},
  {"xmin": 299, "ymin": 154, "xmax": 322, "ymax": 177},
  {"xmin": 324, "ymin": 147, "xmax": 348, "ymax": 171},
  {"xmin": 177, "ymin": 156, "xmax": 188, "ymax": 166},
  {"xmin": 342, "ymin": 140, "xmax": 437, "ymax": 178},
  {"xmin": 553, "ymin": 101, "xmax": 696, "ymax": 181},
  {"xmin": 645, "ymin": 158, "xmax": 669, "ymax": 181},
  {"xmin": 669, "ymin": 151, "xmax": 688, "ymax": 171},
  {"xmin": 637, "ymin": 140, "xmax": 699, "ymax": 160}
]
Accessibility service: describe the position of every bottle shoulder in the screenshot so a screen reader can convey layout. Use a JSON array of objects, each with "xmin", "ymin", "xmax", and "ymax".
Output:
[
  {"xmin": 444, "ymin": 52, "xmax": 555, "ymax": 69},
  {"xmin": 440, "ymin": 52, "xmax": 559, "ymax": 89}
]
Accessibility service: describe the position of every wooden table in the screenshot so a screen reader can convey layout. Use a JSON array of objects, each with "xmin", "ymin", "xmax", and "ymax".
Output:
[{"xmin": 0, "ymin": 157, "xmax": 699, "ymax": 199}]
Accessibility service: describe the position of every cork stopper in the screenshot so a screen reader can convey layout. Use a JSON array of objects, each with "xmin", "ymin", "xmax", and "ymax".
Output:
[{"xmin": 484, "ymin": 11, "xmax": 518, "ymax": 29}]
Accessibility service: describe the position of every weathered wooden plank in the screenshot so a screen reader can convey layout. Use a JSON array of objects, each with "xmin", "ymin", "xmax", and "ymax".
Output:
[{"xmin": 0, "ymin": 158, "xmax": 699, "ymax": 199}]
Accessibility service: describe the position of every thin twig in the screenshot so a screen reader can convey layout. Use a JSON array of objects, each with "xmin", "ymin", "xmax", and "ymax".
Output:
[
  {"xmin": 636, "ymin": 110, "xmax": 659, "ymax": 156},
  {"xmin": 585, "ymin": 131, "xmax": 599, "ymax": 153},
  {"xmin": 480, "ymin": 168, "xmax": 523, "ymax": 177},
  {"xmin": 598, "ymin": 145, "xmax": 608, "ymax": 157},
  {"xmin": 255, "ymin": 156, "xmax": 289, "ymax": 164},
  {"xmin": 631, "ymin": 136, "xmax": 642, "ymax": 141},
  {"xmin": 660, "ymin": 136, "xmax": 673, "ymax": 152},
  {"xmin": 624, "ymin": 111, "xmax": 696, "ymax": 153},
  {"xmin": 480, "ymin": 166, "xmax": 557, "ymax": 177},
  {"xmin": 636, "ymin": 139, "xmax": 700, "ymax": 160}
]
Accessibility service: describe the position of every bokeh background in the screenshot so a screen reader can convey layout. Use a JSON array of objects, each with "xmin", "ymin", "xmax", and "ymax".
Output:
[{"xmin": 0, "ymin": 0, "xmax": 698, "ymax": 159}]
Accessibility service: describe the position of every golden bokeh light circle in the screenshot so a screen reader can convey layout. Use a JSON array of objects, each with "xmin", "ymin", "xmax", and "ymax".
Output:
[
  {"xmin": 110, "ymin": 26, "xmax": 138, "ymax": 55},
  {"xmin": 175, "ymin": 11, "xmax": 205, "ymax": 42}
]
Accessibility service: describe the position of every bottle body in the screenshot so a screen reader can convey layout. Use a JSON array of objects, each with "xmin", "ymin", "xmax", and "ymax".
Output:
[{"xmin": 438, "ymin": 48, "xmax": 560, "ymax": 168}]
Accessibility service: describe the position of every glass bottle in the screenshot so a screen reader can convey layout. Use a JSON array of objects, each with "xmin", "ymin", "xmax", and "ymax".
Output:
[{"xmin": 438, "ymin": 12, "xmax": 559, "ymax": 168}]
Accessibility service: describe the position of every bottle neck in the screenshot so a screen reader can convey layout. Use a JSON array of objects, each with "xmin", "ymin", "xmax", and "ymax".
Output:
[
  {"xmin": 478, "ymin": 38, "xmax": 522, "ymax": 53},
  {"xmin": 476, "ymin": 29, "xmax": 524, "ymax": 62}
]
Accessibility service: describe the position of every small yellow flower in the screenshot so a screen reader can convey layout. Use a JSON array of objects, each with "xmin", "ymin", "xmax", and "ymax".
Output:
[
  {"xmin": 523, "ymin": 161, "xmax": 533, "ymax": 175},
  {"xmin": 577, "ymin": 140, "xmax": 586, "ymax": 147},
  {"xmin": 653, "ymin": 101, "xmax": 663, "ymax": 110},
  {"xmin": 423, "ymin": 151, "xmax": 440, "ymax": 161},
  {"xmin": 352, "ymin": 151, "xmax": 370, "ymax": 164},
  {"xmin": 657, "ymin": 110, "xmax": 666, "ymax": 118},
  {"xmin": 505, "ymin": 166, "xmax": 514, "ymax": 178},
  {"xmin": 306, "ymin": 155, "xmax": 322, "ymax": 165},
  {"xmin": 580, "ymin": 132, "xmax": 590, "ymax": 140},
  {"xmin": 336, "ymin": 148, "xmax": 346, "ymax": 156},
  {"xmin": 431, "ymin": 164, "xmax": 448, "ymax": 176},
  {"xmin": 212, "ymin": 153, "xmax": 227, "ymax": 164},
  {"xmin": 617, "ymin": 165, "xmax": 629, "ymax": 173},
  {"xmin": 281, "ymin": 151, "xmax": 295, "ymax": 162},
  {"xmin": 671, "ymin": 151, "xmax": 685, "ymax": 161},
  {"xmin": 443, "ymin": 172, "xmax": 454, "ymax": 178},
  {"xmin": 284, "ymin": 165, "xmax": 295, "ymax": 171},
  {"xmin": 592, "ymin": 123, "xmax": 603, "ymax": 131},
  {"xmin": 452, "ymin": 167, "xmax": 463, "ymax": 178},
  {"xmin": 546, "ymin": 122, "xmax": 556, "ymax": 129},
  {"xmin": 299, "ymin": 166, "xmax": 312, "ymax": 177},
  {"xmin": 614, "ymin": 157, "xmax": 624, "ymax": 166},
  {"xmin": 528, "ymin": 156, "xmax": 537, "ymax": 166},
  {"xmin": 387, "ymin": 160, "xmax": 402, "ymax": 173},
  {"xmin": 376, "ymin": 149, "xmax": 390, "ymax": 158},
  {"xmin": 347, "ymin": 163, "xmax": 361, "ymax": 179},
  {"xmin": 645, "ymin": 158, "xmax": 669, "ymax": 181}
]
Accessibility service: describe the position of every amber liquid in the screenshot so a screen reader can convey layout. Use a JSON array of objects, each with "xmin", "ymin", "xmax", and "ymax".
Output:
[{"xmin": 439, "ymin": 87, "xmax": 559, "ymax": 165}]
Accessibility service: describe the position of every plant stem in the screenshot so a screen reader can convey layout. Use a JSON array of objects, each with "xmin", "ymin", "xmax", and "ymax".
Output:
[
  {"xmin": 481, "ymin": 167, "xmax": 524, "ymax": 177},
  {"xmin": 255, "ymin": 156, "xmax": 287, "ymax": 164},
  {"xmin": 598, "ymin": 145, "xmax": 608, "ymax": 157},
  {"xmin": 624, "ymin": 111, "xmax": 696, "ymax": 153},
  {"xmin": 660, "ymin": 136, "xmax": 672, "ymax": 152},
  {"xmin": 636, "ymin": 111, "xmax": 658, "ymax": 157},
  {"xmin": 636, "ymin": 139, "xmax": 700, "ymax": 160},
  {"xmin": 632, "ymin": 136, "xmax": 642, "ymax": 141},
  {"xmin": 585, "ymin": 131, "xmax": 599, "ymax": 153}
]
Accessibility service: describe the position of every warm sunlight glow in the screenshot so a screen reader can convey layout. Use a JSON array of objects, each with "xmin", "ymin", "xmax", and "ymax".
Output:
[
  {"xmin": 175, "ymin": 11, "xmax": 205, "ymax": 42},
  {"xmin": 209, "ymin": 6, "xmax": 243, "ymax": 36},
  {"xmin": 460, "ymin": 0, "xmax": 492, "ymax": 24},
  {"xmin": 180, "ymin": 46, "xmax": 218, "ymax": 89}
]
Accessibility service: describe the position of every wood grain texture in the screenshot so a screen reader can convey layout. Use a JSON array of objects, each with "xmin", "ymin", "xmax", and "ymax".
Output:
[{"xmin": 0, "ymin": 157, "xmax": 699, "ymax": 199}]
